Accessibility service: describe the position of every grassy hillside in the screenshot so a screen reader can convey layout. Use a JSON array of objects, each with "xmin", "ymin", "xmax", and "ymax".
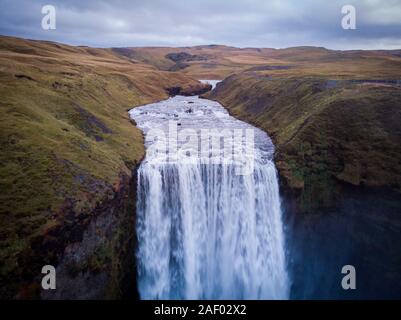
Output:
[
  {"xmin": 114, "ymin": 45, "xmax": 401, "ymax": 80},
  {"xmin": 0, "ymin": 35, "xmax": 208, "ymax": 298},
  {"xmin": 206, "ymin": 74, "xmax": 401, "ymax": 212}
]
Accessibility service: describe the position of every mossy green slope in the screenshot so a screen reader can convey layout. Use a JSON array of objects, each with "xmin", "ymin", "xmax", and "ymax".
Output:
[
  {"xmin": 0, "ymin": 35, "xmax": 206, "ymax": 296},
  {"xmin": 207, "ymin": 75, "xmax": 401, "ymax": 212}
]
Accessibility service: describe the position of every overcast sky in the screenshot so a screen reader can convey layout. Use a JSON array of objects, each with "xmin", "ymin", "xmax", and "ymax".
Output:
[{"xmin": 0, "ymin": 0, "xmax": 400, "ymax": 49}]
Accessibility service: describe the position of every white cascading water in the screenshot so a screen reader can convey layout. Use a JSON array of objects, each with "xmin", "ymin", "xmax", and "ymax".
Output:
[{"xmin": 129, "ymin": 80, "xmax": 289, "ymax": 299}]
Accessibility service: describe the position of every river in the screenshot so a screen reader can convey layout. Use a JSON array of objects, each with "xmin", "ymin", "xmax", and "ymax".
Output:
[{"xmin": 129, "ymin": 80, "xmax": 289, "ymax": 299}]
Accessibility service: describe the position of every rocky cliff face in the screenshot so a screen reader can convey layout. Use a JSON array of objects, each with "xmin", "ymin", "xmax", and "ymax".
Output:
[{"xmin": 14, "ymin": 169, "xmax": 139, "ymax": 300}]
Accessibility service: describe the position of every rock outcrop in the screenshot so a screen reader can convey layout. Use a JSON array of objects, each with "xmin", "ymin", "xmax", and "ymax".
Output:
[{"xmin": 166, "ymin": 82, "xmax": 212, "ymax": 96}]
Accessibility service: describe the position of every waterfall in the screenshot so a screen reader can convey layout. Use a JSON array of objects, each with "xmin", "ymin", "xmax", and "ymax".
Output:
[{"xmin": 129, "ymin": 91, "xmax": 289, "ymax": 300}]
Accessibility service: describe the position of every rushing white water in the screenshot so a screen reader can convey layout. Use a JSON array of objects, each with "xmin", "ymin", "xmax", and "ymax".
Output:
[{"xmin": 129, "ymin": 83, "xmax": 289, "ymax": 299}]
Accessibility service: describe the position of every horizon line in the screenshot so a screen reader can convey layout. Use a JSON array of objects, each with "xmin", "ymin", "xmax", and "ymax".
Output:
[{"xmin": 1, "ymin": 33, "xmax": 400, "ymax": 52}]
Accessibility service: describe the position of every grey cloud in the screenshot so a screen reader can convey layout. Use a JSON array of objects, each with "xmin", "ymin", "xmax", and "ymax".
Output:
[{"xmin": 0, "ymin": 0, "xmax": 400, "ymax": 49}]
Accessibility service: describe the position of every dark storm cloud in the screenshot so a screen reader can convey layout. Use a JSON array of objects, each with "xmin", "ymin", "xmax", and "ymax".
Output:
[{"xmin": 0, "ymin": 0, "xmax": 400, "ymax": 49}]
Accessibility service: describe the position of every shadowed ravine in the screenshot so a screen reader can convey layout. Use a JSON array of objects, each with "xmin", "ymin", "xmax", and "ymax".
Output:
[{"xmin": 129, "ymin": 81, "xmax": 289, "ymax": 299}]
